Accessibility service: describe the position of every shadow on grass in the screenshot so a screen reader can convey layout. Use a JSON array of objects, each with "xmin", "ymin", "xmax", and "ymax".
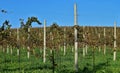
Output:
[
  {"xmin": 57, "ymin": 67, "xmax": 92, "ymax": 73},
  {"xmin": 58, "ymin": 61, "xmax": 112, "ymax": 73},
  {"xmin": 1, "ymin": 68, "xmax": 21, "ymax": 72},
  {"xmin": 24, "ymin": 65, "xmax": 52, "ymax": 71},
  {"xmin": 1, "ymin": 64, "xmax": 52, "ymax": 72},
  {"xmin": 1, "ymin": 61, "xmax": 113, "ymax": 73}
]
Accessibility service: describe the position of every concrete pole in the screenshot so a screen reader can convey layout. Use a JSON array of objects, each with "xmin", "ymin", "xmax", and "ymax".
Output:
[{"xmin": 74, "ymin": 3, "xmax": 78, "ymax": 72}]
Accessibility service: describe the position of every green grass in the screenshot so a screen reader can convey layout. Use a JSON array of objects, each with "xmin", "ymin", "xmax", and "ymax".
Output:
[{"xmin": 0, "ymin": 46, "xmax": 120, "ymax": 73}]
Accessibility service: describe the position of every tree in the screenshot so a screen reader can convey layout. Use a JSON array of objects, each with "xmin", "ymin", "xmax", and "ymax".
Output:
[
  {"xmin": 48, "ymin": 23, "xmax": 62, "ymax": 73},
  {"xmin": 20, "ymin": 17, "xmax": 41, "ymax": 59},
  {"xmin": 0, "ymin": 20, "xmax": 12, "ymax": 53}
]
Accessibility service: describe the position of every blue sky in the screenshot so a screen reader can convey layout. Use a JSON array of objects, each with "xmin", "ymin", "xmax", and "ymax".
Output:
[{"xmin": 0, "ymin": 0, "xmax": 120, "ymax": 28}]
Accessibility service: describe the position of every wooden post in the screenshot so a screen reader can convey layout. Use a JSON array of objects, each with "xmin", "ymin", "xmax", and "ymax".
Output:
[
  {"xmin": 17, "ymin": 28, "xmax": 20, "ymax": 56},
  {"xmin": 104, "ymin": 28, "xmax": 106, "ymax": 55},
  {"xmin": 64, "ymin": 28, "xmax": 66, "ymax": 56},
  {"xmin": 74, "ymin": 3, "xmax": 78, "ymax": 72},
  {"xmin": 27, "ymin": 28, "xmax": 30, "ymax": 59},
  {"xmin": 22, "ymin": 37, "xmax": 25, "ymax": 49},
  {"xmin": 85, "ymin": 45, "xmax": 88, "ymax": 54},
  {"xmin": 83, "ymin": 26, "xmax": 87, "ymax": 56},
  {"xmin": 7, "ymin": 45, "xmax": 9, "ymax": 54},
  {"xmin": 98, "ymin": 33, "xmax": 101, "ymax": 52},
  {"xmin": 3, "ymin": 46, "xmax": 5, "ymax": 53},
  {"xmin": 113, "ymin": 21, "xmax": 117, "ymax": 61},
  {"xmin": 10, "ymin": 32, "xmax": 13, "ymax": 55},
  {"xmin": 39, "ymin": 32, "xmax": 41, "ymax": 53},
  {"xmin": 83, "ymin": 34, "xmax": 85, "ymax": 57},
  {"xmin": 72, "ymin": 46, "xmax": 74, "ymax": 52},
  {"xmin": 95, "ymin": 27, "xmax": 98, "ymax": 34},
  {"xmin": 10, "ymin": 47, "xmax": 13, "ymax": 55},
  {"xmin": 83, "ymin": 47, "xmax": 85, "ymax": 57},
  {"xmin": 7, "ymin": 31, "xmax": 12, "ymax": 54},
  {"xmin": 43, "ymin": 19, "xmax": 46, "ymax": 63},
  {"xmin": 50, "ymin": 32, "xmax": 53, "ymax": 54}
]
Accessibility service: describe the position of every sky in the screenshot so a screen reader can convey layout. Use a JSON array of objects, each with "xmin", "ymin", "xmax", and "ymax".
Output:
[{"xmin": 0, "ymin": 0, "xmax": 120, "ymax": 28}]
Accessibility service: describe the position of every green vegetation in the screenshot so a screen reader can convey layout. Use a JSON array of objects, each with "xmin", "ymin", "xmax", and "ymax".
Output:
[{"xmin": 0, "ymin": 47, "xmax": 120, "ymax": 73}]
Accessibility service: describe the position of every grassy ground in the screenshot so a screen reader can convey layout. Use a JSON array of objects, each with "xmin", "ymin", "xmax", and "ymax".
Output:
[{"xmin": 0, "ymin": 46, "xmax": 120, "ymax": 73}]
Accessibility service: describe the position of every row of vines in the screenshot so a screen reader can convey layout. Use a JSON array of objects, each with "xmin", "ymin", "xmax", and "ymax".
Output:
[{"xmin": 0, "ymin": 16, "xmax": 120, "ymax": 72}]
